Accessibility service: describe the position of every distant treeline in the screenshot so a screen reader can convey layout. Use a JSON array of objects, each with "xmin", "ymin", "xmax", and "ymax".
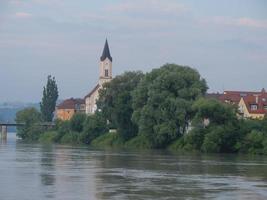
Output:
[{"xmin": 15, "ymin": 64, "xmax": 267, "ymax": 154}]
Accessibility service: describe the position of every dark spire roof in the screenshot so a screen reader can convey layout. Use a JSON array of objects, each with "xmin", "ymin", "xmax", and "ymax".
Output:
[{"xmin": 100, "ymin": 39, "xmax": 112, "ymax": 62}]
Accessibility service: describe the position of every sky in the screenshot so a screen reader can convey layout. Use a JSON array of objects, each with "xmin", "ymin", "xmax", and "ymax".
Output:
[{"xmin": 0, "ymin": 0, "xmax": 267, "ymax": 103}]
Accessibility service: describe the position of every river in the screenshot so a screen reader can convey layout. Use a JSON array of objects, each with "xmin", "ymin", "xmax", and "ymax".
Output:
[{"xmin": 0, "ymin": 133, "xmax": 267, "ymax": 200}]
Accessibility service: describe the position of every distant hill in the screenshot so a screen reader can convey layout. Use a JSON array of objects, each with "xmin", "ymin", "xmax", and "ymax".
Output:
[{"xmin": 0, "ymin": 102, "xmax": 39, "ymax": 132}]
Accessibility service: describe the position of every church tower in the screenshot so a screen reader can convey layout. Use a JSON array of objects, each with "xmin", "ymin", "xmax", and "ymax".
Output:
[
  {"xmin": 99, "ymin": 39, "xmax": 112, "ymax": 85},
  {"xmin": 85, "ymin": 39, "xmax": 113, "ymax": 114}
]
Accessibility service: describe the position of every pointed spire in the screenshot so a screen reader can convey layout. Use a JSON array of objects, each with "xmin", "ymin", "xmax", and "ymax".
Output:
[
  {"xmin": 261, "ymin": 88, "xmax": 266, "ymax": 93},
  {"xmin": 100, "ymin": 39, "xmax": 112, "ymax": 62}
]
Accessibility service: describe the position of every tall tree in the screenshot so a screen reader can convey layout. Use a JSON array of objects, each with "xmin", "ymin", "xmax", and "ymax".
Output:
[
  {"xmin": 132, "ymin": 64, "xmax": 208, "ymax": 148},
  {"xmin": 40, "ymin": 75, "xmax": 58, "ymax": 122},
  {"xmin": 97, "ymin": 71, "xmax": 144, "ymax": 140}
]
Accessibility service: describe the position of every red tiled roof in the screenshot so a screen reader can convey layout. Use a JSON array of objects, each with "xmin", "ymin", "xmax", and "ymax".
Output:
[
  {"xmin": 242, "ymin": 93, "xmax": 267, "ymax": 114},
  {"xmin": 207, "ymin": 88, "xmax": 267, "ymax": 115},
  {"xmin": 85, "ymin": 84, "xmax": 100, "ymax": 98},
  {"xmin": 57, "ymin": 98, "xmax": 85, "ymax": 109}
]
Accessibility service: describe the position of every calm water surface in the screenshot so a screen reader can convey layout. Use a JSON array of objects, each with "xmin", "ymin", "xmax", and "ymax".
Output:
[{"xmin": 1, "ymin": 133, "xmax": 267, "ymax": 200}]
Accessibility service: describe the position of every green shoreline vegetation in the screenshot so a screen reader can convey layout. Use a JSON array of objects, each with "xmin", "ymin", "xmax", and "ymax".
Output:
[{"xmin": 15, "ymin": 64, "xmax": 267, "ymax": 154}]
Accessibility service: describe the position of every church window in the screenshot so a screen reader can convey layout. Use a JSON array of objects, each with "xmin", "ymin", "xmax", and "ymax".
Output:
[{"xmin": 105, "ymin": 69, "xmax": 109, "ymax": 77}]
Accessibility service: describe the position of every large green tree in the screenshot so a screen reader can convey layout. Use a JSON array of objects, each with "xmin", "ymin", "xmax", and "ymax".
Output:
[
  {"xmin": 40, "ymin": 75, "xmax": 58, "ymax": 122},
  {"xmin": 132, "ymin": 64, "xmax": 208, "ymax": 148},
  {"xmin": 97, "ymin": 71, "xmax": 144, "ymax": 140}
]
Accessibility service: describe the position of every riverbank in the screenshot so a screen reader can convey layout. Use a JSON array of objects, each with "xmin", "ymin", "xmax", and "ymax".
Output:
[
  {"xmin": 15, "ymin": 64, "xmax": 267, "ymax": 155},
  {"xmin": 29, "ymin": 125, "xmax": 267, "ymax": 155}
]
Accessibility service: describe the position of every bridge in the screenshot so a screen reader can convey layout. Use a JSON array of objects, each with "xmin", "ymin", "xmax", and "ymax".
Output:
[{"xmin": 0, "ymin": 122, "xmax": 55, "ymax": 140}]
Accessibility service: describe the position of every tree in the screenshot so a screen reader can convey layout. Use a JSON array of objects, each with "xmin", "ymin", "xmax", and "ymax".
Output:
[
  {"xmin": 15, "ymin": 107, "xmax": 43, "ymax": 140},
  {"xmin": 132, "ymin": 64, "xmax": 208, "ymax": 148},
  {"xmin": 97, "ymin": 71, "xmax": 144, "ymax": 140},
  {"xmin": 192, "ymin": 98, "xmax": 237, "ymax": 126},
  {"xmin": 40, "ymin": 75, "xmax": 58, "ymax": 122}
]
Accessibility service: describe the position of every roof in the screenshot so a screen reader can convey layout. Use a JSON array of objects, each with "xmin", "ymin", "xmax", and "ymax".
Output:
[
  {"xmin": 206, "ymin": 89, "xmax": 267, "ymax": 115},
  {"xmin": 205, "ymin": 93, "xmax": 221, "ymax": 100},
  {"xmin": 57, "ymin": 98, "xmax": 85, "ymax": 109},
  {"xmin": 216, "ymin": 89, "xmax": 266, "ymax": 104},
  {"xmin": 85, "ymin": 84, "xmax": 100, "ymax": 99},
  {"xmin": 100, "ymin": 39, "xmax": 112, "ymax": 62},
  {"xmin": 241, "ymin": 92, "xmax": 267, "ymax": 114}
]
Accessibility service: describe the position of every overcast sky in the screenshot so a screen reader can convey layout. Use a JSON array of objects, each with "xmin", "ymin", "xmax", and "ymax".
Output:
[{"xmin": 0, "ymin": 0, "xmax": 267, "ymax": 103}]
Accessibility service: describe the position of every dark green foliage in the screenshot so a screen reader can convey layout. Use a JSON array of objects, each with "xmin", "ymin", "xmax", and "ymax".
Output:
[
  {"xmin": 132, "ymin": 64, "xmax": 208, "ymax": 148},
  {"xmin": 54, "ymin": 120, "xmax": 71, "ymax": 142},
  {"xmin": 40, "ymin": 75, "xmax": 58, "ymax": 122},
  {"xmin": 125, "ymin": 135, "xmax": 153, "ymax": 149},
  {"xmin": 97, "ymin": 71, "xmax": 144, "ymax": 140},
  {"xmin": 182, "ymin": 128, "xmax": 206, "ymax": 151},
  {"xmin": 91, "ymin": 132, "xmax": 124, "ymax": 147},
  {"xmin": 39, "ymin": 131, "xmax": 58, "ymax": 143},
  {"xmin": 60, "ymin": 131, "xmax": 80, "ymax": 144},
  {"xmin": 192, "ymin": 98, "xmax": 237, "ymax": 126},
  {"xmin": 201, "ymin": 126, "xmax": 224, "ymax": 153},
  {"xmin": 240, "ymin": 130, "xmax": 267, "ymax": 154},
  {"xmin": 70, "ymin": 113, "xmax": 86, "ymax": 132},
  {"xmin": 15, "ymin": 107, "xmax": 43, "ymax": 140},
  {"xmin": 79, "ymin": 112, "xmax": 108, "ymax": 144}
]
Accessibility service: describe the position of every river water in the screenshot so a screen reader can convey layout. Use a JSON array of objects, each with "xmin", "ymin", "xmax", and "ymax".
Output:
[{"xmin": 0, "ymin": 134, "xmax": 267, "ymax": 200}]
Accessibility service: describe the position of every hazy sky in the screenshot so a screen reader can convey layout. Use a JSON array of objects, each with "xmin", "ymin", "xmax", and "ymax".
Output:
[{"xmin": 0, "ymin": 0, "xmax": 267, "ymax": 102}]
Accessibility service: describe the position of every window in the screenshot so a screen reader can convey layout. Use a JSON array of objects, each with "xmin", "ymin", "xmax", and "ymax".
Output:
[
  {"xmin": 250, "ymin": 104, "xmax": 258, "ymax": 111},
  {"xmin": 105, "ymin": 69, "xmax": 109, "ymax": 77},
  {"xmin": 264, "ymin": 105, "xmax": 267, "ymax": 110}
]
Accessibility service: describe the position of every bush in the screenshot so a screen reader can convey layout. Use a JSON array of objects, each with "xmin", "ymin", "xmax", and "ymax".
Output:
[
  {"xmin": 125, "ymin": 135, "xmax": 153, "ymax": 149},
  {"xmin": 54, "ymin": 120, "xmax": 70, "ymax": 142},
  {"xmin": 60, "ymin": 131, "xmax": 80, "ymax": 144},
  {"xmin": 183, "ymin": 128, "xmax": 206, "ymax": 151},
  {"xmin": 70, "ymin": 113, "xmax": 86, "ymax": 132},
  {"xmin": 80, "ymin": 112, "xmax": 108, "ymax": 144},
  {"xmin": 263, "ymin": 138, "xmax": 267, "ymax": 155},
  {"xmin": 15, "ymin": 107, "xmax": 43, "ymax": 140},
  {"xmin": 241, "ymin": 130, "xmax": 266, "ymax": 154},
  {"xmin": 39, "ymin": 131, "xmax": 58, "ymax": 143},
  {"xmin": 201, "ymin": 126, "xmax": 224, "ymax": 153},
  {"xmin": 168, "ymin": 128, "xmax": 205, "ymax": 152},
  {"xmin": 91, "ymin": 132, "xmax": 124, "ymax": 147}
]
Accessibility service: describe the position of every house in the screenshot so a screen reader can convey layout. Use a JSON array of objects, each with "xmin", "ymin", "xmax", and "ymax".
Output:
[
  {"xmin": 56, "ymin": 98, "xmax": 85, "ymax": 121},
  {"xmin": 238, "ymin": 89, "xmax": 267, "ymax": 119},
  {"xmin": 207, "ymin": 88, "xmax": 267, "ymax": 119},
  {"xmin": 85, "ymin": 39, "xmax": 113, "ymax": 114}
]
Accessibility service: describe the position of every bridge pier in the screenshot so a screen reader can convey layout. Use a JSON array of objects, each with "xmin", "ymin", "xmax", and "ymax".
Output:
[{"xmin": 0, "ymin": 125, "xmax": 7, "ymax": 140}]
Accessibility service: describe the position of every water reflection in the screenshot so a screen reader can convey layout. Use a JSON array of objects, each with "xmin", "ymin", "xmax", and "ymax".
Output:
[{"xmin": 0, "ymin": 137, "xmax": 267, "ymax": 200}]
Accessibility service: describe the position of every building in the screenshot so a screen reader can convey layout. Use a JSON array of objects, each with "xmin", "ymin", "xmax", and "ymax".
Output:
[
  {"xmin": 85, "ymin": 39, "xmax": 113, "ymax": 114},
  {"xmin": 56, "ymin": 98, "xmax": 85, "ymax": 121},
  {"xmin": 238, "ymin": 89, "xmax": 267, "ymax": 119},
  {"xmin": 207, "ymin": 88, "xmax": 267, "ymax": 119}
]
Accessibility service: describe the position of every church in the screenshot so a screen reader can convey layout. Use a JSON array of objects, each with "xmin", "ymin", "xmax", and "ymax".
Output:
[
  {"xmin": 55, "ymin": 39, "xmax": 113, "ymax": 120},
  {"xmin": 85, "ymin": 39, "xmax": 113, "ymax": 114}
]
